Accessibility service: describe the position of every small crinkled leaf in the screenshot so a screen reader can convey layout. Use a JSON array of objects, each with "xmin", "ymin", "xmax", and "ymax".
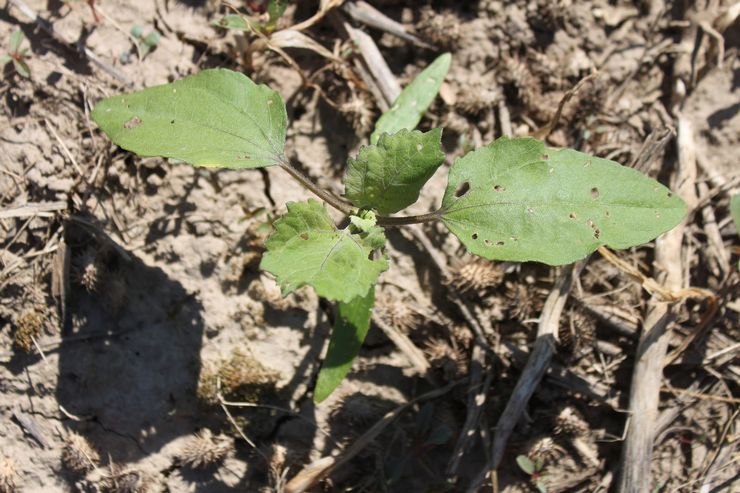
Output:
[
  {"xmin": 441, "ymin": 137, "xmax": 687, "ymax": 265},
  {"xmin": 91, "ymin": 69, "xmax": 287, "ymax": 169},
  {"xmin": 370, "ymin": 53, "xmax": 451, "ymax": 144},
  {"xmin": 260, "ymin": 200, "xmax": 388, "ymax": 302},
  {"xmin": 314, "ymin": 288, "xmax": 374, "ymax": 403},
  {"xmin": 345, "ymin": 128, "xmax": 445, "ymax": 214}
]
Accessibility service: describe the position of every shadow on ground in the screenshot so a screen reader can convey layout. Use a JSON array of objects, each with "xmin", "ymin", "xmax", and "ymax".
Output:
[{"xmin": 56, "ymin": 222, "xmax": 205, "ymax": 465}]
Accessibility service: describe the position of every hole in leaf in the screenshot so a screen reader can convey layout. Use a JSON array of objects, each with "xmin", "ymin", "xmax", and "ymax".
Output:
[
  {"xmin": 569, "ymin": 212, "xmax": 577, "ymax": 219},
  {"xmin": 583, "ymin": 159, "xmax": 592, "ymax": 167},
  {"xmin": 300, "ymin": 233, "xmax": 309, "ymax": 240},
  {"xmin": 267, "ymin": 99, "xmax": 274, "ymax": 106},
  {"xmin": 484, "ymin": 239, "xmax": 492, "ymax": 246},
  {"xmin": 455, "ymin": 181, "xmax": 470, "ymax": 197},
  {"xmin": 416, "ymin": 143, "xmax": 423, "ymax": 151},
  {"xmin": 170, "ymin": 120, "xmax": 175, "ymax": 124},
  {"xmin": 541, "ymin": 154, "xmax": 549, "ymax": 161},
  {"xmin": 591, "ymin": 187, "xmax": 599, "ymax": 199},
  {"xmin": 494, "ymin": 185, "xmax": 505, "ymax": 192},
  {"xmin": 527, "ymin": 207, "xmax": 534, "ymax": 214},
  {"xmin": 605, "ymin": 211, "xmax": 611, "ymax": 217},
  {"xmin": 667, "ymin": 192, "xmax": 673, "ymax": 198},
  {"xmin": 496, "ymin": 241, "xmax": 504, "ymax": 246},
  {"xmin": 471, "ymin": 233, "xmax": 478, "ymax": 240},
  {"xmin": 594, "ymin": 229, "xmax": 601, "ymax": 239},
  {"xmin": 587, "ymin": 219, "xmax": 595, "ymax": 229},
  {"xmin": 511, "ymin": 236, "xmax": 518, "ymax": 241}
]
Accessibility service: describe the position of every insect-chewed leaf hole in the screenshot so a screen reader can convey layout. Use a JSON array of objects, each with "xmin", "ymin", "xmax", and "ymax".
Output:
[
  {"xmin": 484, "ymin": 239, "xmax": 492, "ymax": 246},
  {"xmin": 496, "ymin": 241, "xmax": 505, "ymax": 246},
  {"xmin": 416, "ymin": 143, "xmax": 423, "ymax": 151},
  {"xmin": 541, "ymin": 154, "xmax": 549, "ymax": 161},
  {"xmin": 471, "ymin": 233, "xmax": 478, "ymax": 240},
  {"xmin": 667, "ymin": 192, "xmax": 673, "ymax": 197},
  {"xmin": 526, "ymin": 207, "xmax": 534, "ymax": 214},
  {"xmin": 455, "ymin": 181, "xmax": 470, "ymax": 197},
  {"xmin": 300, "ymin": 233, "xmax": 309, "ymax": 240},
  {"xmin": 591, "ymin": 187, "xmax": 599, "ymax": 199},
  {"xmin": 569, "ymin": 212, "xmax": 577, "ymax": 219},
  {"xmin": 494, "ymin": 185, "xmax": 505, "ymax": 192},
  {"xmin": 170, "ymin": 120, "xmax": 175, "ymax": 124},
  {"xmin": 594, "ymin": 229, "xmax": 601, "ymax": 239}
]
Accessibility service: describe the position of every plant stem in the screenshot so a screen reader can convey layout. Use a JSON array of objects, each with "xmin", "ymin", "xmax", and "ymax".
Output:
[
  {"xmin": 278, "ymin": 157, "xmax": 443, "ymax": 226},
  {"xmin": 377, "ymin": 210, "xmax": 442, "ymax": 226},
  {"xmin": 278, "ymin": 159, "xmax": 353, "ymax": 215}
]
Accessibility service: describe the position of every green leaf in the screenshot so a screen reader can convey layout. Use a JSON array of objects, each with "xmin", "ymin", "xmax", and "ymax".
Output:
[
  {"xmin": 9, "ymin": 30, "xmax": 24, "ymax": 53},
  {"xmin": 211, "ymin": 14, "xmax": 252, "ymax": 31},
  {"xmin": 345, "ymin": 128, "xmax": 445, "ymax": 214},
  {"xmin": 13, "ymin": 59, "xmax": 30, "ymax": 79},
  {"xmin": 267, "ymin": 0, "xmax": 289, "ymax": 29},
  {"xmin": 91, "ymin": 69, "xmax": 287, "ymax": 169},
  {"xmin": 731, "ymin": 193, "xmax": 740, "ymax": 234},
  {"xmin": 314, "ymin": 288, "xmax": 375, "ymax": 403},
  {"xmin": 441, "ymin": 137, "xmax": 687, "ymax": 265},
  {"xmin": 260, "ymin": 200, "xmax": 388, "ymax": 302},
  {"xmin": 0, "ymin": 55, "xmax": 11, "ymax": 65},
  {"xmin": 371, "ymin": 53, "xmax": 451, "ymax": 144},
  {"xmin": 516, "ymin": 455, "xmax": 535, "ymax": 475}
]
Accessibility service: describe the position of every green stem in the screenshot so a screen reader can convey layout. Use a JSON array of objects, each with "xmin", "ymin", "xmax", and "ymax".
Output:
[
  {"xmin": 278, "ymin": 160, "xmax": 353, "ymax": 215},
  {"xmin": 377, "ymin": 210, "xmax": 442, "ymax": 226}
]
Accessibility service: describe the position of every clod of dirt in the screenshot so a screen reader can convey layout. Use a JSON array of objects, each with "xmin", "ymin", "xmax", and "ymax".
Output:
[
  {"xmin": 178, "ymin": 429, "xmax": 233, "ymax": 469},
  {"xmin": 417, "ymin": 8, "xmax": 461, "ymax": 49},
  {"xmin": 0, "ymin": 456, "xmax": 17, "ymax": 493},
  {"xmin": 505, "ymin": 280, "xmax": 546, "ymax": 321},
  {"xmin": 73, "ymin": 247, "xmax": 101, "ymax": 293},
  {"xmin": 448, "ymin": 258, "xmax": 504, "ymax": 293},
  {"xmin": 13, "ymin": 309, "xmax": 45, "ymax": 353},
  {"xmin": 526, "ymin": 436, "xmax": 564, "ymax": 463},
  {"xmin": 197, "ymin": 349, "xmax": 280, "ymax": 406},
  {"xmin": 375, "ymin": 293, "xmax": 419, "ymax": 332},
  {"xmin": 61, "ymin": 431, "xmax": 100, "ymax": 476},
  {"xmin": 554, "ymin": 406, "xmax": 589, "ymax": 437},
  {"xmin": 425, "ymin": 338, "xmax": 467, "ymax": 380},
  {"xmin": 339, "ymin": 93, "xmax": 376, "ymax": 135},
  {"xmin": 98, "ymin": 465, "xmax": 153, "ymax": 493}
]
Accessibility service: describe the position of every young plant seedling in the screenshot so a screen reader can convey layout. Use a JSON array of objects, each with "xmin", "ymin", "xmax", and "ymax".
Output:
[
  {"xmin": 91, "ymin": 54, "xmax": 687, "ymax": 402},
  {"xmin": 1, "ymin": 30, "xmax": 31, "ymax": 79},
  {"xmin": 516, "ymin": 455, "xmax": 548, "ymax": 493},
  {"xmin": 129, "ymin": 26, "xmax": 161, "ymax": 60},
  {"xmin": 212, "ymin": 0, "xmax": 288, "ymax": 33}
]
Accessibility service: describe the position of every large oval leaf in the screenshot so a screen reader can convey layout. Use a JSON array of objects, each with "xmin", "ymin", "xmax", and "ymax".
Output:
[
  {"xmin": 260, "ymin": 200, "xmax": 388, "ymax": 303},
  {"xmin": 91, "ymin": 69, "xmax": 287, "ymax": 169},
  {"xmin": 345, "ymin": 128, "xmax": 445, "ymax": 214},
  {"xmin": 441, "ymin": 137, "xmax": 687, "ymax": 265},
  {"xmin": 370, "ymin": 53, "xmax": 451, "ymax": 144}
]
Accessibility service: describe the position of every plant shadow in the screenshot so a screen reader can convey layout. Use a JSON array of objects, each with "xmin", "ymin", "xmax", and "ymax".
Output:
[{"xmin": 55, "ymin": 221, "xmax": 206, "ymax": 466}]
